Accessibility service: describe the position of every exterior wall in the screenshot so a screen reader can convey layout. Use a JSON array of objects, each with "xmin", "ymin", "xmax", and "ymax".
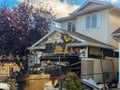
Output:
[
  {"xmin": 60, "ymin": 9, "xmax": 110, "ymax": 44},
  {"xmin": 61, "ymin": 19, "xmax": 76, "ymax": 30},
  {"xmin": 76, "ymin": 9, "xmax": 109, "ymax": 44},
  {"xmin": 0, "ymin": 62, "xmax": 20, "ymax": 76},
  {"xmin": 110, "ymin": 12, "xmax": 120, "ymax": 49}
]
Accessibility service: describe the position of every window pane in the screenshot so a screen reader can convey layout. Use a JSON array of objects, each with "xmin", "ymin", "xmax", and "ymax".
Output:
[
  {"xmin": 86, "ymin": 16, "xmax": 91, "ymax": 29},
  {"xmin": 92, "ymin": 14, "xmax": 97, "ymax": 28},
  {"xmin": 68, "ymin": 22, "xmax": 71, "ymax": 31},
  {"xmin": 72, "ymin": 22, "xmax": 75, "ymax": 32}
]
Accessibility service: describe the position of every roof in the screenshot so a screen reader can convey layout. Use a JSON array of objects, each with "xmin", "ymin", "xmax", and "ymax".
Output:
[
  {"xmin": 29, "ymin": 28, "xmax": 114, "ymax": 50},
  {"xmin": 56, "ymin": 0, "xmax": 117, "ymax": 22},
  {"xmin": 71, "ymin": 0, "xmax": 111, "ymax": 15},
  {"xmin": 67, "ymin": 42, "xmax": 113, "ymax": 49},
  {"xmin": 112, "ymin": 27, "xmax": 120, "ymax": 42}
]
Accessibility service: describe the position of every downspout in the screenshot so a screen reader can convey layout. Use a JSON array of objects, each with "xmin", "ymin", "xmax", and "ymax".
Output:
[{"xmin": 108, "ymin": 8, "xmax": 110, "ymax": 44}]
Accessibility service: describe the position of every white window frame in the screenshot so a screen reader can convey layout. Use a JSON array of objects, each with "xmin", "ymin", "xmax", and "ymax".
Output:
[
  {"xmin": 82, "ymin": 12, "xmax": 101, "ymax": 30},
  {"xmin": 67, "ymin": 21, "xmax": 76, "ymax": 32}
]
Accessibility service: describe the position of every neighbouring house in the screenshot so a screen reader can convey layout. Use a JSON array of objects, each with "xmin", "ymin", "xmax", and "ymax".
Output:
[
  {"xmin": 0, "ymin": 55, "xmax": 20, "ymax": 81},
  {"xmin": 27, "ymin": 0, "xmax": 120, "ymax": 86}
]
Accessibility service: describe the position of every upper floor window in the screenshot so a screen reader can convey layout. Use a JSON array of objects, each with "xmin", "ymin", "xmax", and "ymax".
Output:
[
  {"xmin": 83, "ymin": 12, "xmax": 101, "ymax": 30},
  {"xmin": 68, "ymin": 22, "xmax": 76, "ymax": 32}
]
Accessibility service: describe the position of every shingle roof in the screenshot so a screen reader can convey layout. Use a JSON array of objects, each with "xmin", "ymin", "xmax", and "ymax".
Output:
[
  {"xmin": 112, "ymin": 27, "xmax": 120, "ymax": 34},
  {"xmin": 60, "ymin": 29, "xmax": 109, "ymax": 45},
  {"xmin": 55, "ymin": 0, "xmax": 116, "ymax": 23},
  {"xmin": 112, "ymin": 27, "xmax": 120, "ymax": 42}
]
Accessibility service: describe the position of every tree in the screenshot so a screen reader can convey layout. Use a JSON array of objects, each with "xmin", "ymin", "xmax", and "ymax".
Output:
[{"xmin": 0, "ymin": 1, "xmax": 55, "ymax": 73}]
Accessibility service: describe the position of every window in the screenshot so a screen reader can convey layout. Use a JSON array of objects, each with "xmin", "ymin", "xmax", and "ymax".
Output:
[
  {"xmin": 68, "ymin": 22, "xmax": 72, "ymax": 31},
  {"xmin": 67, "ymin": 22, "xmax": 76, "ymax": 32},
  {"xmin": 83, "ymin": 13, "xmax": 101, "ymax": 30}
]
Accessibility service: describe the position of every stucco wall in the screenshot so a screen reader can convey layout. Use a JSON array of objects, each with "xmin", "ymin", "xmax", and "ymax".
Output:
[{"xmin": 110, "ymin": 12, "xmax": 120, "ymax": 49}]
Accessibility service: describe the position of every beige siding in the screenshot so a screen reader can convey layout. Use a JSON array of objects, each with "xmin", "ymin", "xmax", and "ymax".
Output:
[
  {"xmin": 60, "ymin": 8, "xmax": 120, "ymax": 47},
  {"xmin": 110, "ymin": 12, "xmax": 120, "ymax": 49},
  {"xmin": 76, "ymin": 9, "xmax": 109, "ymax": 44},
  {"xmin": 61, "ymin": 19, "xmax": 76, "ymax": 30}
]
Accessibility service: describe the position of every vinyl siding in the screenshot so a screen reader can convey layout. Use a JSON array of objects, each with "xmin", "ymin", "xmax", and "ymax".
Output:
[
  {"xmin": 61, "ymin": 19, "xmax": 76, "ymax": 30},
  {"xmin": 110, "ymin": 12, "xmax": 120, "ymax": 49},
  {"xmin": 76, "ymin": 9, "xmax": 109, "ymax": 44}
]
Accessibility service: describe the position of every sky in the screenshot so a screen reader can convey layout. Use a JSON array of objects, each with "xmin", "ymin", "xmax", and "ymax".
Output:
[{"xmin": 0, "ymin": 0, "xmax": 120, "ymax": 18}]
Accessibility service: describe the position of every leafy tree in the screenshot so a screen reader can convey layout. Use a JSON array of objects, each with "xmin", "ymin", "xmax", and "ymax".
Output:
[{"xmin": 0, "ymin": 1, "xmax": 55, "ymax": 73}]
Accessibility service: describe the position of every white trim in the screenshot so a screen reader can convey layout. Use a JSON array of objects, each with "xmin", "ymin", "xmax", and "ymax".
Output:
[
  {"xmin": 68, "ymin": 34, "xmax": 86, "ymax": 43},
  {"xmin": 118, "ymin": 42, "xmax": 120, "ymax": 87},
  {"xmin": 27, "ymin": 46, "xmax": 46, "ymax": 50},
  {"xmin": 86, "ymin": 46, "xmax": 88, "ymax": 58},
  {"xmin": 83, "ymin": 12, "xmax": 101, "ymax": 30},
  {"xmin": 32, "ymin": 30, "xmax": 55, "ymax": 47}
]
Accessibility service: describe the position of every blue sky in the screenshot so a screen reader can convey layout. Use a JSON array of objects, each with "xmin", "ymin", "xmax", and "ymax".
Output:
[
  {"xmin": 0, "ymin": 0, "xmax": 120, "ymax": 8},
  {"xmin": 0, "ymin": 0, "xmax": 19, "ymax": 8},
  {"xmin": 0, "ymin": 0, "xmax": 120, "ymax": 18}
]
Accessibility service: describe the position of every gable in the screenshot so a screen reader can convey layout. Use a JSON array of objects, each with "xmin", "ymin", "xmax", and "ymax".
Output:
[
  {"xmin": 80, "ymin": 3, "xmax": 104, "ymax": 11},
  {"xmin": 29, "ymin": 28, "xmax": 113, "ymax": 52},
  {"xmin": 72, "ymin": 1, "xmax": 110, "ymax": 15},
  {"xmin": 56, "ymin": 0, "xmax": 113, "ymax": 22},
  {"xmin": 36, "ymin": 30, "xmax": 82, "ymax": 47}
]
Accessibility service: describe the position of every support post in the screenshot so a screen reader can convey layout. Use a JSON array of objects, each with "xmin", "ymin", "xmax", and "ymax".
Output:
[{"xmin": 118, "ymin": 42, "xmax": 120, "ymax": 88}]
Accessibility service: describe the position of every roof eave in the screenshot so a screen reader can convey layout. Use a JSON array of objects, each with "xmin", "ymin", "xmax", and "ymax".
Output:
[
  {"xmin": 67, "ymin": 42, "xmax": 114, "ymax": 50},
  {"xmin": 75, "ymin": 4, "xmax": 114, "ymax": 16},
  {"xmin": 56, "ymin": 4, "xmax": 114, "ymax": 23},
  {"xmin": 27, "ymin": 46, "xmax": 46, "ymax": 50},
  {"xmin": 55, "ymin": 16, "xmax": 76, "ymax": 23}
]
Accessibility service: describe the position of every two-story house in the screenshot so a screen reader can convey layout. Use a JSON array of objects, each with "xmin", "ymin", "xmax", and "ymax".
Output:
[
  {"xmin": 28, "ymin": 0, "xmax": 120, "ymax": 84},
  {"xmin": 56, "ymin": 0, "xmax": 120, "ymax": 49}
]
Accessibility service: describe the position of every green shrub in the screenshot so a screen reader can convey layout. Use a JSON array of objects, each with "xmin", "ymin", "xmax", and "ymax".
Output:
[{"xmin": 62, "ymin": 72, "xmax": 85, "ymax": 90}]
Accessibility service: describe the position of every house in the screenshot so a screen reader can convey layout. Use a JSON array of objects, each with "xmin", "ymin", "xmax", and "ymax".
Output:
[
  {"xmin": 56, "ymin": 0, "xmax": 120, "ymax": 49},
  {"xmin": 0, "ymin": 55, "xmax": 20, "ymax": 82},
  {"xmin": 28, "ymin": 0, "xmax": 120, "ymax": 85}
]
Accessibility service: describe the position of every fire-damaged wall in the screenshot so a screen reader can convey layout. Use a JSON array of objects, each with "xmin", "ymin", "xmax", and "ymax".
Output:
[{"xmin": 42, "ymin": 32, "xmax": 81, "ymax": 53}]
